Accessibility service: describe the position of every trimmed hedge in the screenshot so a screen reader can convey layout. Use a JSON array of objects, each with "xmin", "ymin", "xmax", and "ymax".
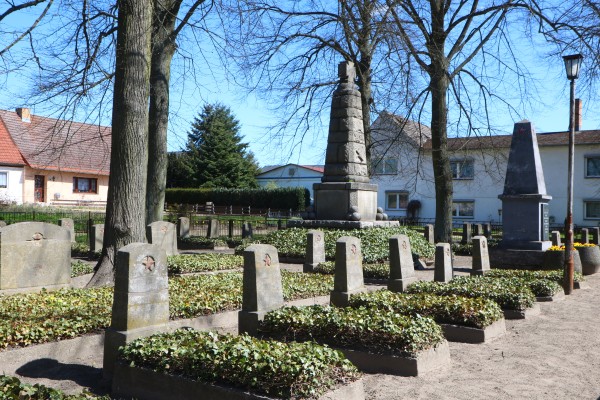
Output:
[
  {"xmin": 0, "ymin": 375, "xmax": 108, "ymax": 399},
  {"xmin": 348, "ymin": 291, "xmax": 503, "ymax": 329},
  {"xmin": 260, "ymin": 305, "xmax": 444, "ymax": 357},
  {"xmin": 118, "ymin": 329, "xmax": 360, "ymax": 399},
  {"xmin": 406, "ymin": 276, "xmax": 536, "ymax": 311},
  {"xmin": 167, "ymin": 254, "xmax": 243, "ymax": 274},
  {"xmin": 251, "ymin": 227, "xmax": 435, "ymax": 263},
  {"xmin": 165, "ymin": 187, "xmax": 309, "ymax": 211}
]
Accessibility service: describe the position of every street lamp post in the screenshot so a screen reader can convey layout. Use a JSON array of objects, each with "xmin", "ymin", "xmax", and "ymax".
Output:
[{"xmin": 562, "ymin": 53, "xmax": 583, "ymax": 295}]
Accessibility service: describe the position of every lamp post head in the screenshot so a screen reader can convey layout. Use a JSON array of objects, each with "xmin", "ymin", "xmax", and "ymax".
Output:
[{"xmin": 563, "ymin": 54, "xmax": 584, "ymax": 80}]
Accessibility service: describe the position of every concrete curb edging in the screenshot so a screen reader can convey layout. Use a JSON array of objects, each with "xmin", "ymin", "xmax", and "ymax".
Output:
[
  {"xmin": 340, "ymin": 340, "xmax": 451, "ymax": 376},
  {"xmin": 112, "ymin": 363, "xmax": 365, "ymax": 400},
  {"xmin": 503, "ymin": 303, "xmax": 541, "ymax": 320},
  {"xmin": 536, "ymin": 290, "xmax": 565, "ymax": 302},
  {"xmin": 440, "ymin": 318, "xmax": 506, "ymax": 344}
]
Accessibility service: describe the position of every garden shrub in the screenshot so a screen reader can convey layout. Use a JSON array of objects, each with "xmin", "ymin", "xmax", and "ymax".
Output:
[
  {"xmin": 406, "ymin": 276, "xmax": 536, "ymax": 311},
  {"xmin": 167, "ymin": 254, "xmax": 243, "ymax": 274},
  {"xmin": 260, "ymin": 305, "xmax": 444, "ymax": 357},
  {"xmin": 348, "ymin": 291, "xmax": 503, "ymax": 328},
  {"xmin": 118, "ymin": 329, "xmax": 360, "ymax": 399}
]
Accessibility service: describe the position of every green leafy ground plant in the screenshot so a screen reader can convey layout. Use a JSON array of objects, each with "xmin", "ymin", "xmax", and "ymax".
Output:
[
  {"xmin": 313, "ymin": 261, "xmax": 389, "ymax": 279},
  {"xmin": 71, "ymin": 260, "xmax": 94, "ymax": 277},
  {"xmin": 348, "ymin": 291, "xmax": 503, "ymax": 329},
  {"xmin": 484, "ymin": 269, "xmax": 583, "ymax": 284},
  {"xmin": 0, "ymin": 375, "xmax": 108, "ymax": 399},
  {"xmin": 0, "ymin": 272, "xmax": 333, "ymax": 349},
  {"xmin": 118, "ymin": 329, "xmax": 360, "ymax": 399},
  {"xmin": 253, "ymin": 227, "xmax": 435, "ymax": 263},
  {"xmin": 406, "ymin": 276, "xmax": 536, "ymax": 311},
  {"xmin": 260, "ymin": 305, "xmax": 444, "ymax": 357},
  {"xmin": 167, "ymin": 254, "xmax": 243, "ymax": 274}
]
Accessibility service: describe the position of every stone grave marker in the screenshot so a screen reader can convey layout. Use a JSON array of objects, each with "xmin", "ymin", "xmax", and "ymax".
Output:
[
  {"xmin": 303, "ymin": 230, "xmax": 325, "ymax": 273},
  {"xmin": 473, "ymin": 224, "xmax": 483, "ymax": 237},
  {"xmin": 58, "ymin": 218, "xmax": 76, "ymax": 243},
  {"xmin": 424, "ymin": 224, "xmax": 434, "ymax": 244},
  {"xmin": 434, "ymin": 243, "xmax": 453, "ymax": 283},
  {"xmin": 90, "ymin": 224, "xmax": 104, "ymax": 253},
  {"xmin": 103, "ymin": 243, "xmax": 168, "ymax": 378},
  {"xmin": 483, "ymin": 223, "xmax": 492, "ymax": 239},
  {"xmin": 581, "ymin": 228, "xmax": 590, "ymax": 244},
  {"xmin": 330, "ymin": 236, "xmax": 365, "ymax": 306},
  {"xmin": 471, "ymin": 236, "xmax": 490, "ymax": 276},
  {"xmin": 551, "ymin": 231, "xmax": 561, "ymax": 247},
  {"xmin": 461, "ymin": 222, "xmax": 472, "ymax": 244},
  {"xmin": 591, "ymin": 227, "xmax": 600, "ymax": 245},
  {"xmin": 0, "ymin": 221, "xmax": 6, "ymax": 228},
  {"xmin": 242, "ymin": 222, "xmax": 253, "ymax": 239},
  {"xmin": 238, "ymin": 244, "xmax": 284, "ymax": 335},
  {"xmin": 388, "ymin": 235, "xmax": 417, "ymax": 292},
  {"xmin": 0, "ymin": 222, "xmax": 71, "ymax": 292},
  {"xmin": 207, "ymin": 218, "xmax": 220, "ymax": 238},
  {"xmin": 177, "ymin": 217, "xmax": 190, "ymax": 239},
  {"xmin": 146, "ymin": 221, "xmax": 178, "ymax": 256}
]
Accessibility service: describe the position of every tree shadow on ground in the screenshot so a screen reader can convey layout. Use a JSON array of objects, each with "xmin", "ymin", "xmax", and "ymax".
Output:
[{"xmin": 16, "ymin": 358, "xmax": 110, "ymax": 396}]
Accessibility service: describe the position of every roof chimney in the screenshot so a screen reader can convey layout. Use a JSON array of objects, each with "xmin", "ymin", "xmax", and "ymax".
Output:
[
  {"xmin": 575, "ymin": 98, "xmax": 582, "ymax": 131},
  {"xmin": 16, "ymin": 107, "xmax": 31, "ymax": 123}
]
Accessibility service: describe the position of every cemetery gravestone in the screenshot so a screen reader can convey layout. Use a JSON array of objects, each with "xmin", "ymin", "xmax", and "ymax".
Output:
[
  {"xmin": 90, "ymin": 224, "xmax": 104, "ymax": 253},
  {"xmin": 580, "ymin": 228, "xmax": 590, "ymax": 244},
  {"xmin": 551, "ymin": 231, "xmax": 561, "ymax": 247},
  {"xmin": 388, "ymin": 235, "xmax": 417, "ymax": 292},
  {"xmin": 207, "ymin": 218, "xmax": 220, "ymax": 238},
  {"xmin": 461, "ymin": 223, "xmax": 472, "ymax": 244},
  {"xmin": 471, "ymin": 236, "xmax": 490, "ymax": 276},
  {"xmin": 591, "ymin": 227, "xmax": 600, "ymax": 245},
  {"xmin": 242, "ymin": 222, "xmax": 253, "ymax": 239},
  {"xmin": 473, "ymin": 224, "xmax": 483, "ymax": 237},
  {"xmin": 146, "ymin": 221, "xmax": 178, "ymax": 256},
  {"xmin": 238, "ymin": 244, "xmax": 284, "ymax": 335},
  {"xmin": 103, "ymin": 243, "xmax": 169, "ymax": 378},
  {"xmin": 0, "ymin": 221, "xmax": 6, "ymax": 228},
  {"xmin": 304, "ymin": 230, "xmax": 326, "ymax": 273},
  {"xmin": 177, "ymin": 217, "xmax": 190, "ymax": 239},
  {"xmin": 330, "ymin": 236, "xmax": 366, "ymax": 306},
  {"xmin": 434, "ymin": 243, "xmax": 453, "ymax": 283},
  {"xmin": 0, "ymin": 222, "xmax": 71, "ymax": 292},
  {"xmin": 424, "ymin": 224, "xmax": 434, "ymax": 244},
  {"xmin": 483, "ymin": 223, "xmax": 492, "ymax": 239},
  {"xmin": 58, "ymin": 218, "xmax": 76, "ymax": 243}
]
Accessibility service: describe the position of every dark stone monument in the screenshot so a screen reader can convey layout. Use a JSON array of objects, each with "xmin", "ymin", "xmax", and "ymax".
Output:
[
  {"xmin": 498, "ymin": 121, "xmax": 552, "ymax": 250},
  {"xmin": 387, "ymin": 235, "xmax": 417, "ymax": 292},
  {"xmin": 238, "ymin": 244, "xmax": 284, "ymax": 335},
  {"xmin": 288, "ymin": 61, "xmax": 397, "ymax": 230}
]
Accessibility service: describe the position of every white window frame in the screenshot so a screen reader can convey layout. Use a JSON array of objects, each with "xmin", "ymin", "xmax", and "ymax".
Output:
[
  {"xmin": 584, "ymin": 200, "xmax": 600, "ymax": 220},
  {"xmin": 0, "ymin": 172, "xmax": 7, "ymax": 188},
  {"xmin": 385, "ymin": 191, "xmax": 409, "ymax": 210},
  {"xmin": 450, "ymin": 159, "xmax": 474, "ymax": 180},
  {"xmin": 584, "ymin": 155, "xmax": 600, "ymax": 178},
  {"xmin": 372, "ymin": 156, "xmax": 399, "ymax": 175},
  {"xmin": 452, "ymin": 200, "xmax": 474, "ymax": 218}
]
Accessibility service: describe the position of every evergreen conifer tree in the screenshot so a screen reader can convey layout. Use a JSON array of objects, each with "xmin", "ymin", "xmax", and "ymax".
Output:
[{"xmin": 186, "ymin": 103, "xmax": 259, "ymax": 188}]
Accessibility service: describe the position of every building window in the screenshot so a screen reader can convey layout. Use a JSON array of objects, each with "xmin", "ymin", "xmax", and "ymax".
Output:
[
  {"xmin": 372, "ymin": 156, "xmax": 398, "ymax": 175},
  {"xmin": 585, "ymin": 156, "xmax": 600, "ymax": 177},
  {"xmin": 584, "ymin": 200, "xmax": 600, "ymax": 219},
  {"xmin": 0, "ymin": 172, "xmax": 6, "ymax": 188},
  {"xmin": 450, "ymin": 159, "xmax": 474, "ymax": 179},
  {"xmin": 452, "ymin": 200, "xmax": 474, "ymax": 218},
  {"xmin": 73, "ymin": 177, "xmax": 97, "ymax": 193},
  {"xmin": 386, "ymin": 191, "xmax": 408, "ymax": 210}
]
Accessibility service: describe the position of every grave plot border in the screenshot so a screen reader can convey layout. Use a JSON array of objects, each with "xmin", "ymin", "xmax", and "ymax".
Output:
[
  {"xmin": 112, "ymin": 363, "xmax": 366, "ymax": 400},
  {"xmin": 502, "ymin": 303, "xmax": 541, "ymax": 319},
  {"xmin": 536, "ymin": 291, "xmax": 565, "ymax": 302},
  {"xmin": 440, "ymin": 319, "xmax": 506, "ymax": 344}
]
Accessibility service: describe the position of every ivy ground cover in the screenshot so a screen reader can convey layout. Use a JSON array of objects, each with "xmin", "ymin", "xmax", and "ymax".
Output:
[
  {"xmin": 259, "ymin": 305, "xmax": 444, "ymax": 358},
  {"xmin": 348, "ymin": 291, "xmax": 503, "ymax": 329},
  {"xmin": 118, "ymin": 329, "xmax": 360, "ymax": 400},
  {"xmin": 0, "ymin": 271, "xmax": 333, "ymax": 350}
]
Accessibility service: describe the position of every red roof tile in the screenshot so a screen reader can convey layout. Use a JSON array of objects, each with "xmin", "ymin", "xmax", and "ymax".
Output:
[
  {"xmin": 0, "ymin": 109, "xmax": 111, "ymax": 175},
  {"xmin": 0, "ymin": 117, "xmax": 26, "ymax": 166}
]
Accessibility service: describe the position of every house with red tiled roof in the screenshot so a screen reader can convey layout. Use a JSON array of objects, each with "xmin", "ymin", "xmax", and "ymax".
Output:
[
  {"xmin": 256, "ymin": 164, "xmax": 324, "ymax": 202},
  {"xmin": 370, "ymin": 113, "xmax": 600, "ymax": 227},
  {"xmin": 0, "ymin": 108, "xmax": 111, "ymax": 205}
]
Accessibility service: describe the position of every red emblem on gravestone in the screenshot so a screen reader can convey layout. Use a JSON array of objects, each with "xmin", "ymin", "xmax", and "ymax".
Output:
[
  {"xmin": 142, "ymin": 256, "xmax": 155, "ymax": 272},
  {"xmin": 402, "ymin": 241, "xmax": 407, "ymax": 250},
  {"xmin": 446, "ymin": 248, "xmax": 451, "ymax": 256},
  {"xmin": 316, "ymin": 235, "xmax": 322, "ymax": 242},
  {"xmin": 264, "ymin": 254, "xmax": 272, "ymax": 267},
  {"xmin": 161, "ymin": 226, "xmax": 167, "ymax": 233},
  {"xmin": 351, "ymin": 244, "xmax": 357, "ymax": 255},
  {"xmin": 32, "ymin": 232, "xmax": 44, "ymax": 241},
  {"xmin": 482, "ymin": 241, "xmax": 487, "ymax": 249}
]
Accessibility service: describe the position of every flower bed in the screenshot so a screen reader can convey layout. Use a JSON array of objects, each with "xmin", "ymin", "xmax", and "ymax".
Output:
[
  {"xmin": 167, "ymin": 254, "xmax": 243, "ymax": 274},
  {"xmin": 406, "ymin": 276, "xmax": 536, "ymax": 311},
  {"xmin": 260, "ymin": 305, "xmax": 444, "ymax": 358},
  {"xmin": 117, "ymin": 329, "xmax": 360, "ymax": 399},
  {"xmin": 348, "ymin": 291, "xmax": 503, "ymax": 329},
  {"xmin": 0, "ymin": 375, "xmax": 108, "ymax": 399},
  {"xmin": 0, "ymin": 271, "xmax": 333, "ymax": 349},
  {"xmin": 243, "ymin": 227, "xmax": 434, "ymax": 263}
]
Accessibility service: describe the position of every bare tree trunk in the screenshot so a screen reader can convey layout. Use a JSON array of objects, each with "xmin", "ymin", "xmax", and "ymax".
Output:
[
  {"xmin": 429, "ymin": 0, "xmax": 453, "ymax": 243},
  {"xmin": 88, "ymin": 0, "xmax": 153, "ymax": 287},
  {"xmin": 146, "ymin": 0, "xmax": 181, "ymax": 225}
]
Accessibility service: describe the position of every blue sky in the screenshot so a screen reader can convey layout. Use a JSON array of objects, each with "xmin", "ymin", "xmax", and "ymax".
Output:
[{"xmin": 1, "ymin": 2, "xmax": 598, "ymax": 168}]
